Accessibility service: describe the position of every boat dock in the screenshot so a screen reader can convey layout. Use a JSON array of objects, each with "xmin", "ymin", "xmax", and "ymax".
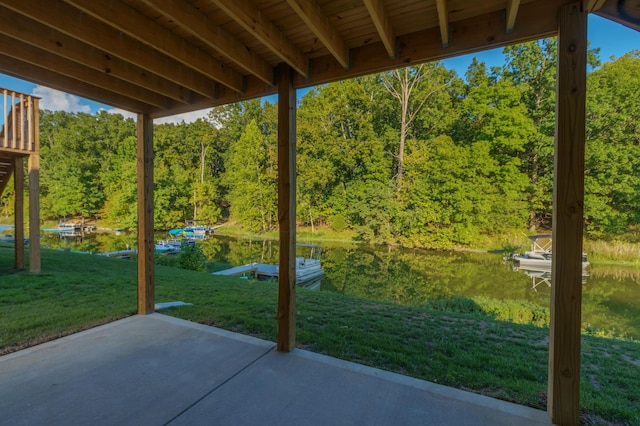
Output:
[
  {"xmin": 212, "ymin": 264, "xmax": 259, "ymax": 276},
  {"xmin": 97, "ymin": 249, "xmax": 137, "ymax": 259}
]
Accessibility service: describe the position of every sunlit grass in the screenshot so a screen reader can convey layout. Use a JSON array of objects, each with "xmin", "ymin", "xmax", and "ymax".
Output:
[
  {"xmin": 214, "ymin": 223, "xmax": 359, "ymax": 244},
  {"xmin": 585, "ymin": 239, "xmax": 640, "ymax": 264},
  {"xmin": 1, "ymin": 242, "xmax": 638, "ymax": 424}
]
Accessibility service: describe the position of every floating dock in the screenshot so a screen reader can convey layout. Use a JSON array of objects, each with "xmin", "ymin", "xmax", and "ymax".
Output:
[
  {"xmin": 212, "ymin": 264, "xmax": 260, "ymax": 276},
  {"xmin": 97, "ymin": 249, "xmax": 137, "ymax": 259}
]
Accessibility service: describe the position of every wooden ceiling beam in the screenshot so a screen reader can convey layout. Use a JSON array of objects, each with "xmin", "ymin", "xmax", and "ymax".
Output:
[
  {"xmin": 363, "ymin": 0, "xmax": 396, "ymax": 59},
  {"xmin": 324, "ymin": 0, "xmax": 561, "ymax": 84},
  {"xmin": 435, "ymin": 0, "xmax": 449, "ymax": 47},
  {"xmin": 0, "ymin": 34, "xmax": 171, "ymax": 109},
  {"xmin": 1, "ymin": 0, "xmax": 217, "ymax": 99},
  {"xmin": 65, "ymin": 0, "xmax": 243, "ymax": 93},
  {"xmin": 286, "ymin": 0, "xmax": 350, "ymax": 69},
  {"xmin": 211, "ymin": 0, "xmax": 310, "ymax": 77},
  {"xmin": 585, "ymin": 0, "xmax": 606, "ymax": 12},
  {"xmin": 161, "ymin": 0, "xmax": 567, "ymax": 118},
  {"xmin": 595, "ymin": 0, "xmax": 640, "ymax": 32},
  {"xmin": 0, "ymin": 6, "xmax": 189, "ymax": 104},
  {"xmin": 140, "ymin": 0, "xmax": 274, "ymax": 86},
  {"xmin": 506, "ymin": 0, "xmax": 521, "ymax": 33},
  {"xmin": 0, "ymin": 55, "xmax": 155, "ymax": 113}
]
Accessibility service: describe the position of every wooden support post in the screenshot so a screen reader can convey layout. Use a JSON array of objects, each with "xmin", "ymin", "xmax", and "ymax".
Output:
[
  {"xmin": 276, "ymin": 63, "xmax": 297, "ymax": 352},
  {"xmin": 548, "ymin": 3, "xmax": 587, "ymax": 425},
  {"xmin": 13, "ymin": 156, "xmax": 24, "ymax": 270},
  {"xmin": 28, "ymin": 98, "xmax": 41, "ymax": 274},
  {"xmin": 137, "ymin": 113, "xmax": 155, "ymax": 314},
  {"xmin": 27, "ymin": 153, "xmax": 40, "ymax": 273}
]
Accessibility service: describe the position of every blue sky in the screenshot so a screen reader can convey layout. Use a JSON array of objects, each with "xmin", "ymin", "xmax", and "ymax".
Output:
[{"xmin": 0, "ymin": 15, "xmax": 637, "ymax": 124}]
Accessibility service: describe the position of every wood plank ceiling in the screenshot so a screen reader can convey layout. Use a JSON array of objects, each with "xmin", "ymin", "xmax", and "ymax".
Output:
[{"xmin": 0, "ymin": 0, "xmax": 635, "ymax": 118}]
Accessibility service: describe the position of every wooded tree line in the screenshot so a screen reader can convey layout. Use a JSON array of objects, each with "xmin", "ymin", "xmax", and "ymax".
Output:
[{"xmin": 1, "ymin": 41, "xmax": 638, "ymax": 247}]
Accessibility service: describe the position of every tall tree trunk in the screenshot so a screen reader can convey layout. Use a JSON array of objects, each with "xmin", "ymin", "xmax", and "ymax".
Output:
[
  {"xmin": 194, "ymin": 140, "xmax": 208, "ymax": 222},
  {"xmin": 398, "ymin": 82, "xmax": 409, "ymax": 190},
  {"xmin": 382, "ymin": 65, "xmax": 435, "ymax": 192},
  {"xmin": 193, "ymin": 187, "xmax": 197, "ymax": 221}
]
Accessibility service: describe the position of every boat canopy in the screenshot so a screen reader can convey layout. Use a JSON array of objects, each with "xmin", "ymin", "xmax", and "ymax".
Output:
[{"xmin": 527, "ymin": 235, "xmax": 552, "ymax": 252}]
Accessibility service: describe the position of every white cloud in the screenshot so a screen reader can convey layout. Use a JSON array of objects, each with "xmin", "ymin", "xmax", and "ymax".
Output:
[
  {"xmin": 104, "ymin": 108, "xmax": 137, "ymax": 121},
  {"xmin": 101, "ymin": 108, "xmax": 211, "ymax": 124},
  {"xmin": 31, "ymin": 86, "xmax": 91, "ymax": 113},
  {"xmin": 28, "ymin": 84, "xmax": 211, "ymax": 124},
  {"xmin": 154, "ymin": 109, "xmax": 211, "ymax": 125}
]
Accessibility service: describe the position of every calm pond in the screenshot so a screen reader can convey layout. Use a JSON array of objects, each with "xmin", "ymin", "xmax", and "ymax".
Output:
[{"xmin": 43, "ymin": 233, "xmax": 640, "ymax": 340}]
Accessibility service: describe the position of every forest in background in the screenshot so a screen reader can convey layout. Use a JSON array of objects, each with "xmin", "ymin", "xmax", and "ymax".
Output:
[{"xmin": 1, "ymin": 40, "xmax": 639, "ymax": 248}]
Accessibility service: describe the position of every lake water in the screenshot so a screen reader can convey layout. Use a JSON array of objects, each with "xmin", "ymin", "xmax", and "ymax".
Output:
[{"xmin": 41, "ymin": 232, "xmax": 640, "ymax": 340}]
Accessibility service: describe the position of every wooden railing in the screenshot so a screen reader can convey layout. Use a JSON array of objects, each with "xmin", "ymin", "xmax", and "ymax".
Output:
[{"xmin": 1, "ymin": 87, "xmax": 39, "ymax": 154}]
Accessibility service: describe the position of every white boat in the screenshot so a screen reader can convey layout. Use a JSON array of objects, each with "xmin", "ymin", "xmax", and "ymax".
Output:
[
  {"xmin": 43, "ymin": 222, "xmax": 82, "ymax": 237},
  {"xmin": 511, "ymin": 235, "xmax": 590, "ymax": 269},
  {"xmin": 43, "ymin": 220, "xmax": 96, "ymax": 237},
  {"xmin": 212, "ymin": 243, "xmax": 325, "ymax": 285},
  {"xmin": 292, "ymin": 244, "xmax": 325, "ymax": 282},
  {"xmin": 155, "ymin": 239, "xmax": 194, "ymax": 253}
]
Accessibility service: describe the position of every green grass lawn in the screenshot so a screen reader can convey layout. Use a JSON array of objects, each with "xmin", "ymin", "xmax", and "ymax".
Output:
[{"xmin": 1, "ymin": 242, "xmax": 638, "ymax": 425}]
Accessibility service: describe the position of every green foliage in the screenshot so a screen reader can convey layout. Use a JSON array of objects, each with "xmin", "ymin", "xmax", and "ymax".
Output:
[
  {"xmin": 155, "ymin": 244, "xmax": 207, "ymax": 272},
  {"xmin": 39, "ymin": 110, "xmax": 134, "ymax": 219},
  {"xmin": 6, "ymin": 41, "xmax": 637, "ymax": 244},
  {"xmin": 222, "ymin": 118, "xmax": 277, "ymax": 231},
  {"xmin": 177, "ymin": 243, "xmax": 208, "ymax": 272},
  {"xmin": 426, "ymin": 297, "xmax": 550, "ymax": 327},
  {"xmin": 584, "ymin": 51, "xmax": 640, "ymax": 237}
]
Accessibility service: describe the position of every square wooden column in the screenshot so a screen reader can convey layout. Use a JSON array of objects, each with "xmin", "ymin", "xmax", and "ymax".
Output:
[
  {"xmin": 277, "ymin": 63, "xmax": 297, "ymax": 352},
  {"xmin": 137, "ymin": 113, "xmax": 155, "ymax": 314},
  {"xmin": 28, "ymin": 153, "xmax": 40, "ymax": 273},
  {"xmin": 13, "ymin": 156, "xmax": 24, "ymax": 270},
  {"xmin": 28, "ymin": 97, "xmax": 41, "ymax": 273},
  {"xmin": 548, "ymin": 2, "xmax": 587, "ymax": 424}
]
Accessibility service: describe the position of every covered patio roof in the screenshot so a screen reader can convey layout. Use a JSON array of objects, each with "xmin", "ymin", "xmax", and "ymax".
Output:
[
  {"xmin": 0, "ymin": 0, "xmax": 633, "ymax": 117},
  {"xmin": 1, "ymin": 1, "xmax": 638, "ymax": 425}
]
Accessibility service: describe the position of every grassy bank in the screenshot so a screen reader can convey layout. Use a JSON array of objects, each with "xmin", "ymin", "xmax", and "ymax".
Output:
[
  {"xmin": 584, "ymin": 238, "xmax": 640, "ymax": 264},
  {"xmin": 213, "ymin": 222, "xmax": 360, "ymax": 245},
  {"xmin": 1, "ymin": 243, "xmax": 638, "ymax": 424}
]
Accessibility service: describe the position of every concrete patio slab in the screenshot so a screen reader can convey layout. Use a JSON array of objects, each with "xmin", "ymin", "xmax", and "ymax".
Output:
[
  {"xmin": 0, "ymin": 315, "xmax": 273, "ymax": 425},
  {"xmin": 0, "ymin": 314, "xmax": 552, "ymax": 425}
]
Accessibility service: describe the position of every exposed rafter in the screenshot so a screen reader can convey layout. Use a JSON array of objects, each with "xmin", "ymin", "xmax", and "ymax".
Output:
[
  {"xmin": 586, "ymin": 0, "xmax": 606, "ymax": 12},
  {"xmin": 158, "ymin": 0, "xmax": 571, "ymax": 119},
  {"xmin": 1, "ymin": 0, "xmax": 217, "ymax": 99},
  {"xmin": 140, "ymin": 0, "xmax": 274, "ymax": 86},
  {"xmin": 286, "ymin": 0, "xmax": 350, "ymax": 69},
  {"xmin": 363, "ymin": 0, "xmax": 396, "ymax": 59},
  {"xmin": 594, "ymin": 0, "xmax": 640, "ymax": 32},
  {"xmin": 506, "ymin": 0, "xmax": 521, "ymax": 33},
  {"xmin": 435, "ymin": 0, "xmax": 449, "ymax": 47},
  {"xmin": 211, "ymin": 0, "xmax": 310, "ymax": 77},
  {"xmin": 0, "ymin": 6, "xmax": 189, "ymax": 104},
  {"xmin": 0, "ymin": 55, "xmax": 154, "ymax": 112},
  {"xmin": 65, "ymin": 0, "xmax": 244, "ymax": 93},
  {"xmin": 0, "ymin": 34, "xmax": 170, "ymax": 109},
  {"xmin": 0, "ymin": 0, "xmax": 614, "ymax": 119}
]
